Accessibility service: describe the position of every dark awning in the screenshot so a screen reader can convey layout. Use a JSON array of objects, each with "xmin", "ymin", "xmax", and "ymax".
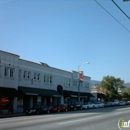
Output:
[
  {"xmin": 80, "ymin": 93, "xmax": 91, "ymax": 98},
  {"xmin": 63, "ymin": 90, "xmax": 94, "ymax": 98},
  {"xmin": 97, "ymin": 93, "xmax": 105, "ymax": 98},
  {"xmin": 0, "ymin": 87, "xmax": 19, "ymax": 97},
  {"xmin": 89, "ymin": 93, "xmax": 95, "ymax": 98},
  {"xmin": 63, "ymin": 90, "xmax": 75, "ymax": 97},
  {"xmin": 18, "ymin": 86, "xmax": 61, "ymax": 97}
]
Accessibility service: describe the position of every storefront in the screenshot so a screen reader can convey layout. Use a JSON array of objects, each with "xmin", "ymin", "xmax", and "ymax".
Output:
[
  {"xmin": 0, "ymin": 87, "xmax": 19, "ymax": 114},
  {"xmin": 18, "ymin": 86, "xmax": 61, "ymax": 111},
  {"xmin": 63, "ymin": 90, "xmax": 94, "ymax": 104}
]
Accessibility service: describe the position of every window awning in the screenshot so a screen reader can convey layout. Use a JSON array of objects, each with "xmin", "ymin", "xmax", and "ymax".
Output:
[
  {"xmin": 63, "ymin": 90, "xmax": 74, "ymax": 97},
  {"xmin": 97, "ymin": 93, "xmax": 105, "ymax": 98},
  {"xmin": 18, "ymin": 86, "xmax": 61, "ymax": 97},
  {"xmin": 0, "ymin": 87, "xmax": 20, "ymax": 97},
  {"xmin": 80, "ymin": 93, "xmax": 95, "ymax": 98},
  {"xmin": 63, "ymin": 90, "xmax": 94, "ymax": 98}
]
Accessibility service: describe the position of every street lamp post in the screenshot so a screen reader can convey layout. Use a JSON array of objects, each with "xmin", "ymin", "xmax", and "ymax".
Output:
[{"xmin": 78, "ymin": 62, "xmax": 90, "ymax": 102}]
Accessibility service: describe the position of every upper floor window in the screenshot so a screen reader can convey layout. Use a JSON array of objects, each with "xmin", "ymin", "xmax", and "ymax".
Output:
[
  {"xmin": 23, "ymin": 71, "xmax": 27, "ymax": 78},
  {"xmin": 50, "ymin": 76, "xmax": 52, "ymax": 83},
  {"xmin": 33, "ymin": 72, "xmax": 40, "ymax": 81},
  {"xmin": 64, "ymin": 79, "xmax": 71, "ymax": 87},
  {"xmin": 34, "ymin": 73, "xmax": 37, "ymax": 79},
  {"xmin": 4, "ymin": 67, "xmax": 9, "ymax": 76},
  {"xmin": 37, "ymin": 73, "xmax": 40, "ymax": 80},
  {"xmin": 73, "ymin": 80, "xmax": 78, "ymax": 86},
  {"xmin": 44, "ymin": 75, "xmax": 52, "ymax": 84},
  {"xmin": 84, "ymin": 82, "xmax": 89, "ymax": 89},
  {"xmin": 10, "ymin": 68, "xmax": 14, "ymax": 77},
  {"xmin": 28, "ymin": 71, "xmax": 31, "ymax": 79}
]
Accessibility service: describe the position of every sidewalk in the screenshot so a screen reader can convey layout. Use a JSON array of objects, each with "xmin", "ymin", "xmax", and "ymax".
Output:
[{"xmin": 0, "ymin": 112, "xmax": 26, "ymax": 118}]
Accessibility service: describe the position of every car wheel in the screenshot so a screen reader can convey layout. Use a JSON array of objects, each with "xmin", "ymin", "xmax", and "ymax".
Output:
[
  {"xmin": 74, "ymin": 107, "xmax": 76, "ymax": 111},
  {"xmin": 65, "ymin": 109, "xmax": 68, "ymax": 112},
  {"xmin": 80, "ymin": 107, "xmax": 82, "ymax": 110}
]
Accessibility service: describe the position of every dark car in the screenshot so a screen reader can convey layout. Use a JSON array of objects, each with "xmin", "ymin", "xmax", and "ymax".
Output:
[
  {"xmin": 50, "ymin": 104, "xmax": 68, "ymax": 113},
  {"xmin": 26, "ymin": 105, "xmax": 52, "ymax": 115},
  {"xmin": 67, "ymin": 101, "xmax": 83, "ymax": 111}
]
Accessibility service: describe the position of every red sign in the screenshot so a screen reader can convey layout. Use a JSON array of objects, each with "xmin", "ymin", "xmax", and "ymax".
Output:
[
  {"xmin": 1, "ymin": 98, "xmax": 6, "ymax": 103},
  {"xmin": 79, "ymin": 71, "xmax": 84, "ymax": 82}
]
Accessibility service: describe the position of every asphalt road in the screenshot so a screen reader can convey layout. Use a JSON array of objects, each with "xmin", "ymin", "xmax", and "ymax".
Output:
[{"xmin": 0, "ymin": 106, "xmax": 130, "ymax": 130}]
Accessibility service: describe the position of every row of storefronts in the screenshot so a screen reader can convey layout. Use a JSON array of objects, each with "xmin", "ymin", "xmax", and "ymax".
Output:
[
  {"xmin": 0, "ymin": 86, "xmax": 93, "ymax": 112},
  {"xmin": 0, "ymin": 50, "xmax": 93, "ymax": 113}
]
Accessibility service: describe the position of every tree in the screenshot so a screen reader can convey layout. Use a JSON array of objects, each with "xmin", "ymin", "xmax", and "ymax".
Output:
[
  {"xmin": 121, "ymin": 88, "xmax": 130, "ymax": 99},
  {"xmin": 100, "ymin": 75, "xmax": 124, "ymax": 101}
]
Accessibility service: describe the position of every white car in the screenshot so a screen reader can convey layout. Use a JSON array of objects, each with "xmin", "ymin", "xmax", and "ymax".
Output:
[
  {"xmin": 110, "ymin": 101, "xmax": 115, "ymax": 106},
  {"xmin": 94, "ymin": 102, "xmax": 105, "ymax": 108},
  {"xmin": 113, "ymin": 100, "xmax": 119, "ymax": 106},
  {"xmin": 82, "ymin": 102, "xmax": 94, "ymax": 109},
  {"xmin": 93, "ymin": 103, "xmax": 99, "ymax": 108},
  {"xmin": 119, "ymin": 101, "xmax": 125, "ymax": 106}
]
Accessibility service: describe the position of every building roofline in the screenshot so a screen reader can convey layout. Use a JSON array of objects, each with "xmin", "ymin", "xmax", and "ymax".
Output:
[
  {"xmin": 1, "ymin": 50, "xmax": 90, "ymax": 77},
  {"xmin": 0, "ymin": 50, "xmax": 19, "ymax": 57},
  {"xmin": 19, "ymin": 58, "xmax": 72, "ymax": 74}
]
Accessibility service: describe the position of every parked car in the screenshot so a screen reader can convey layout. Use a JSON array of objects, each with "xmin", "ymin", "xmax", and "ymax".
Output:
[
  {"xmin": 67, "ymin": 101, "xmax": 83, "ymax": 111},
  {"xmin": 82, "ymin": 102, "xmax": 94, "ymax": 109},
  {"xmin": 118, "ymin": 101, "xmax": 125, "ymax": 106},
  {"xmin": 104, "ymin": 102, "xmax": 112, "ymax": 107},
  {"xmin": 50, "ymin": 105, "xmax": 59, "ymax": 113},
  {"xmin": 94, "ymin": 102, "xmax": 104, "ymax": 108},
  {"xmin": 26, "ymin": 105, "xmax": 51, "ymax": 115},
  {"xmin": 110, "ymin": 101, "xmax": 115, "ymax": 106},
  {"xmin": 113, "ymin": 100, "xmax": 119, "ymax": 106},
  {"xmin": 127, "ymin": 100, "xmax": 130, "ymax": 105},
  {"xmin": 124, "ymin": 100, "xmax": 129, "ymax": 105},
  {"xmin": 93, "ymin": 102, "xmax": 99, "ymax": 108},
  {"xmin": 59, "ymin": 104, "xmax": 68, "ymax": 112},
  {"xmin": 50, "ymin": 104, "xmax": 68, "ymax": 113}
]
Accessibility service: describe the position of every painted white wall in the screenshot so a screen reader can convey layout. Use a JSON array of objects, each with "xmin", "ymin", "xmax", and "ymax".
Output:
[{"xmin": 0, "ymin": 50, "xmax": 19, "ymax": 89}]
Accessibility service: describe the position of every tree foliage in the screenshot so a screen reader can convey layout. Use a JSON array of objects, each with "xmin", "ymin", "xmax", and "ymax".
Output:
[
  {"xmin": 121, "ymin": 88, "xmax": 130, "ymax": 99},
  {"xmin": 100, "ymin": 75, "xmax": 124, "ymax": 100}
]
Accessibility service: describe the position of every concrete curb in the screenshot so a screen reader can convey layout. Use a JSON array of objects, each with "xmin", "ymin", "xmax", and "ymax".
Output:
[{"xmin": 0, "ymin": 113, "xmax": 26, "ymax": 118}]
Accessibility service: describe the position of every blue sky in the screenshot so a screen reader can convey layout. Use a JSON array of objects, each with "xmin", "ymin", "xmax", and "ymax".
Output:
[{"xmin": 0, "ymin": 0, "xmax": 130, "ymax": 82}]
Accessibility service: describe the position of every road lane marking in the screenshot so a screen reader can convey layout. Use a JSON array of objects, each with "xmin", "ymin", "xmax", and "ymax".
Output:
[{"xmin": 59, "ymin": 115, "xmax": 102, "ymax": 125}]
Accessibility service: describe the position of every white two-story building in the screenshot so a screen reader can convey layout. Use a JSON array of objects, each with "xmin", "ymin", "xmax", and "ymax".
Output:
[{"xmin": 0, "ymin": 50, "xmax": 92, "ymax": 113}]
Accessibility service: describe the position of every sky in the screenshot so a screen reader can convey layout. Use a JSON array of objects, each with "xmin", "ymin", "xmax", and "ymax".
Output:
[{"xmin": 0, "ymin": 0, "xmax": 130, "ymax": 83}]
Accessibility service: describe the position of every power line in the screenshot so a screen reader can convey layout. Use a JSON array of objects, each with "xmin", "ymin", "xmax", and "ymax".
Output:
[
  {"xmin": 94, "ymin": 0, "xmax": 130, "ymax": 34},
  {"xmin": 111, "ymin": 0, "xmax": 130, "ymax": 20}
]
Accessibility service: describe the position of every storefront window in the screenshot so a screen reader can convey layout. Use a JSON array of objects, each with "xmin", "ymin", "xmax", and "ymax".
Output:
[
  {"xmin": 17, "ymin": 97, "xmax": 23, "ymax": 108},
  {"xmin": 37, "ymin": 96, "xmax": 41, "ymax": 105},
  {"xmin": 0, "ymin": 97, "xmax": 12, "ymax": 110}
]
